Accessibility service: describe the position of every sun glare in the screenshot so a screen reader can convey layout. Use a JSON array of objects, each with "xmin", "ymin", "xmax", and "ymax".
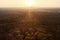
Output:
[{"xmin": 24, "ymin": 0, "xmax": 35, "ymax": 7}]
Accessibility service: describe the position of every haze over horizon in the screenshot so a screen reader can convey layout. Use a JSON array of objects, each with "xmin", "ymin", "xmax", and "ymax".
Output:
[{"xmin": 0, "ymin": 0, "xmax": 60, "ymax": 8}]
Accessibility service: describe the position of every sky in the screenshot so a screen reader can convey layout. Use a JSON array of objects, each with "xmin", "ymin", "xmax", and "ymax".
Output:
[{"xmin": 0, "ymin": 0, "xmax": 60, "ymax": 8}]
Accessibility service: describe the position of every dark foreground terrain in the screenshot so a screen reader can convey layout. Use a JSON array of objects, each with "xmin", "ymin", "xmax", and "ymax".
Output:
[{"xmin": 0, "ymin": 8, "xmax": 60, "ymax": 40}]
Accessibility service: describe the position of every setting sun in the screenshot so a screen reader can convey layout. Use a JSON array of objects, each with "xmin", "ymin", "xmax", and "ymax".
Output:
[{"xmin": 24, "ymin": 0, "xmax": 35, "ymax": 7}]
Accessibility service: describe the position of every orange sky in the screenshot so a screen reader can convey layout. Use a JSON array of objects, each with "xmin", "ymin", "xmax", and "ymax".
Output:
[{"xmin": 0, "ymin": 0, "xmax": 60, "ymax": 8}]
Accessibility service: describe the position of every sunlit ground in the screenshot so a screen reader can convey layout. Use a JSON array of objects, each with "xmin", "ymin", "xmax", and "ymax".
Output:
[{"xmin": 0, "ymin": 8, "xmax": 60, "ymax": 40}]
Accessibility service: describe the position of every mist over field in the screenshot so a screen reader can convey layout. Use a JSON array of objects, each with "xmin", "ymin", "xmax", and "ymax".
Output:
[{"xmin": 0, "ymin": 8, "xmax": 60, "ymax": 40}]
